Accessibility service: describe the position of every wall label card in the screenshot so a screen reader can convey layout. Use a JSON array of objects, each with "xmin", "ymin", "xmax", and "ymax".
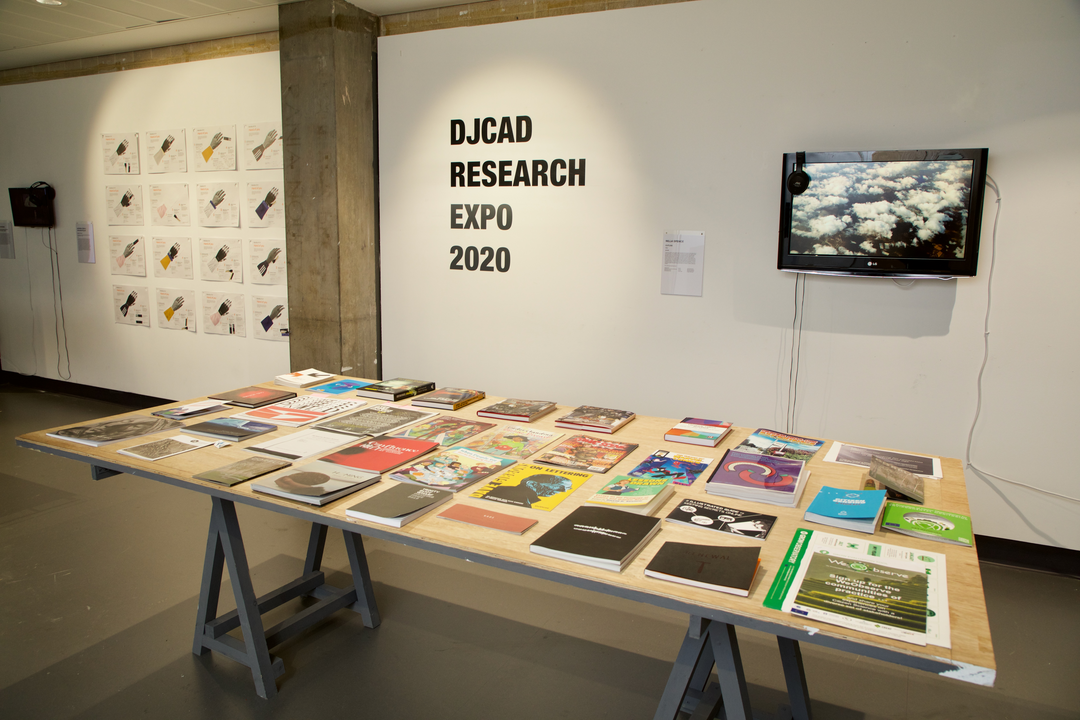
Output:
[{"xmin": 661, "ymin": 230, "xmax": 705, "ymax": 297}]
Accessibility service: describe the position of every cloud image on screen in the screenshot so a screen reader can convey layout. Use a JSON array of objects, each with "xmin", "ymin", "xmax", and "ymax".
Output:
[{"xmin": 789, "ymin": 159, "xmax": 975, "ymax": 259}]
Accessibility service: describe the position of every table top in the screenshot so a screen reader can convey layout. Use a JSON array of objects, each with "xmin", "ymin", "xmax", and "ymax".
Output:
[{"xmin": 16, "ymin": 381, "xmax": 995, "ymax": 686}]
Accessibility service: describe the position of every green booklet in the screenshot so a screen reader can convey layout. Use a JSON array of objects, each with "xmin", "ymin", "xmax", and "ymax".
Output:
[{"xmin": 880, "ymin": 503, "xmax": 973, "ymax": 547}]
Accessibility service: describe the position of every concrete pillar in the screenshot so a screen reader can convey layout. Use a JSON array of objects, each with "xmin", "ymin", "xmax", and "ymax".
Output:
[{"xmin": 279, "ymin": 0, "xmax": 380, "ymax": 379}]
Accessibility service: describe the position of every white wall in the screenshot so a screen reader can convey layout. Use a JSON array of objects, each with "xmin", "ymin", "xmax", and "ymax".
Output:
[
  {"xmin": 378, "ymin": 0, "xmax": 1080, "ymax": 549},
  {"xmin": 0, "ymin": 52, "xmax": 289, "ymax": 400}
]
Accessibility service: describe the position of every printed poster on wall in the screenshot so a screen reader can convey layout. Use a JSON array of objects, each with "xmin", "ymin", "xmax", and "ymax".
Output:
[
  {"xmin": 149, "ymin": 184, "xmax": 190, "ymax": 226},
  {"xmin": 246, "ymin": 182, "xmax": 284, "ymax": 228},
  {"xmin": 202, "ymin": 291, "xmax": 246, "ymax": 336},
  {"xmin": 152, "ymin": 237, "xmax": 193, "ymax": 279},
  {"xmin": 252, "ymin": 295, "xmax": 289, "ymax": 342},
  {"xmin": 113, "ymin": 285, "xmax": 149, "ymax": 327},
  {"xmin": 109, "ymin": 235, "xmax": 146, "ymax": 276},
  {"xmin": 199, "ymin": 238, "xmax": 243, "ymax": 282},
  {"xmin": 145, "ymin": 129, "xmax": 187, "ymax": 174},
  {"xmin": 106, "ymin": 185, "xmax": 143, "ymax": 226},
  {"xmin": 197, "ymin": 182, "xmax": 240, "ymax": 228},
  {"xmin": 247, "ymin": 239, "xmax": 286, "ymax": 284},
  {"xmin": 193, "ymin": 125, "xmax": 236, "ymax": 172},
  {"xmin": 244, "ymin": 122, "xmax": 283, "ymax": 170},
  {"xmin": 102, "ymin": 132, "xmax": 140, "ymax": 175},
  {"xmin": 156, "ymin": 288, "xmax": 196, "ymax": 333}
]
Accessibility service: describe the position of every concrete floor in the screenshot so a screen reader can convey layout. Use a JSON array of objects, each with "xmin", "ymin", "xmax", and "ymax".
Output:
[{"xmin": 1, "ymin": 383, "xmax": 1077, "ymax": 720}]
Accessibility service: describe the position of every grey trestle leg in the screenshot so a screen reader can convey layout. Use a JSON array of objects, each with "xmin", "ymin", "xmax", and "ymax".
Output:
[
  {"xmin": 654, "ymin": 616, "xmax": 753, "ymax": 720},
  {"xmin": 191, "ymin": 496, "xmax": 381, "ymax": 699}
]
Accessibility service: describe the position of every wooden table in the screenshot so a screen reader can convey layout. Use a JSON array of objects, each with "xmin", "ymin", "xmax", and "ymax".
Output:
[{"xmin": 16, "ymin": 383, "xmax": 996, "ymax": 717}]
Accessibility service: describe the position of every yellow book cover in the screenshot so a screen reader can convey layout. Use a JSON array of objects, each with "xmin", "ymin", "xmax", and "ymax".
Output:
[{"xmin": 470, "ymin": 463, "xmax": 590, "ymax": 512}]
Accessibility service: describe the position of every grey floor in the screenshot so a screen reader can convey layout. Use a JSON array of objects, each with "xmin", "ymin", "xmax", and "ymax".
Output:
[{"xmin": 1, "ymin": 384, "xmax": 1077, "ymax": 720}]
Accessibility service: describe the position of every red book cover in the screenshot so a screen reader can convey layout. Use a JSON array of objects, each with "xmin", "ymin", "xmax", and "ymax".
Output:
[
  {"xmin": 436, "ymin": 504, "xmax": 538, "ymax": 534},
  {"xmin": 319, "ymin": 437, "xmax": 439, "ymax": 473}
]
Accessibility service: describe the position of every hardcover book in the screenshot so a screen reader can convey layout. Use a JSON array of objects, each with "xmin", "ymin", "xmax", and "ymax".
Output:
[
  {"xmin": 664, "ymin": 418, "xmax": 732, "ymax": 447},
  {"xmin": 734, "ymin": 428, "xmax": 824, "ymax": 462},
  {"xmin": 318, "ymin": 436, "xmax": 439, "ymax": 473},
  {"xmin": 664, "ymin": 499, "xmax": 777, "ymax": 540},
  {"xmin": 117, "ymin": 434, "xmax": 212, "ymax": 461},
  {"xmin": 436, "ymin": 504, "xmax": 538, "ymax": 535},
  {"xmin": 410, "ymin": 387, "xmax": 485, "ymax": 410},
  {"xmin": 391, "ymin": 416, "xmax": 496, "ymax": 447},
  {"xmin": 584, "ymin": 475, "xmax": 675, "ymax": 516},
  {"xmin": 469, "ymin": 463, "xmax": 591, "ymax": 511},
  {"xmin": 644, "ymin": 542, "xmax": 761, "ymax": 596},
  {"xmin": 194, "ymin": 456, "xmax": 292, "ymax": 486},
  {"xmin": 246, "ymin": 428, "xmax": 354, "ymax": 461},
  {"xmin": 151, "ymin": 400, "xmax": 229, "ymax": 420},
  {"xmin": 209, "ymin": 386, "xmax": 297, "ymax": 408},
  {"xmin": 459, "ymin": 425, "xmax": 562, "ymax": 459},
  {"xmin": 529, "ymin": 506, "xmax": 661, "ymax": 572},
  {"xmin": 251, "ymin": 460, "xmax": 379, "ymax": 506},
  {"xmin": 389, "ymin": 446, "xmax": 515, "ymax": 492},
  {"xmin": 880, "ymin": 503, "xmax": 973, "ymax": 546},
  {"xmin": 229, "ymin": 395, "xmax": 365, "ymax": 427},
  {"xmin": 532, "ymin": 435, "xmax": 639, "ymax": 474},
  {"xmin": 181, "ymin": 417, "xmax": 277, "ymax": 441},
  {"xmin": 705, "ymin": 449, "xmax": 810, "ymax": 507},
  {"xmin": 315, "ymin": 403, "xmax": 437, "ymax": 438},
  {"xmin": 345, "ymin": 483, "xmax": 452, "ymax": 527},
  {"xmin": 308, "ymin": 379, "xmax": 372, "ymax": 395},
  {"xmin": 626, "ymin": 449, "xmax": 713, "ymax": 487},
  {"xmin": 554, "ymin": 405, "xmax": 636, "ymax": 434},
  {"xmin": 274, "ymin": 368, "xmax": 336, "ymax": 388},
  {"xmin": 476, "ymin": 398, "xmax": 557, "ymax": 422},
  {"xmin": 355, "ymin": 377, "xmax": 436, "ymax": 402},
  {"xmin": 47, "ymin": 415, "xmax": 182, "ymax": 447},
  {"xmin": 803, "ymin": 486, "xmax": 888, "ymax": 534}
]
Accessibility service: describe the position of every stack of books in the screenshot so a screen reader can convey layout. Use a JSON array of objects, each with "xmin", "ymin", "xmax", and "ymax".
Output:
[{"xmin": 704, "ymin": 449, "xmax": 810, "ymax": 507}]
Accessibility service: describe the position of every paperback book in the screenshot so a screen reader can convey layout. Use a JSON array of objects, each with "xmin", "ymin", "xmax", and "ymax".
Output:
[
  {"xmin": 355, "ymin": 377, "xmax": 436, "ymax": 402},
  {"xmin": 529, "ymin": 506, "xmax": 661, "ymax": 572},
  {"xmin": 459, "ymin": 425, "xmax": 562, "ymax": 460},
  {"xmin": 664, "ymin": 499, "xmax": 776, "ymax": 540},
  {"xmin": 584, "ymin": 475, "xmax": 675, "ymax": 516},
  {"xmin": 664, "ymin": 418, "xmax": 732, "ymax": 448},
  {"xmin": 554, "ymin": 405, "xmax": 636, "ymax": 434},
  {"xmin": 151, "ymin": 400, "xmax": 229, "ymax": 420},
  {"xmin": 532, "ymin": 435, "xmax": 639, "ymax": 474},
  {"xmin": 391, "ymin": 416, "xmax": 496, "ymax": 447},
  {"xmin": 230, "ymin": 395, "xmax": 365, "ymax": 427},
  {"xmin": 735, "ymin": 428, "xmax": 824, "ymax": 462},
  {"xmin": 194, "ymin": 456, "xmax": 292, "ymax": 486},
  {"xmin": 410, "ymin": 387, "xmax": 485, "ymax": 410},
  {"xmin": 246, "ymin": 428, "xmax": 354, "ymax": 461},
  {"xmin": 389, "ymin": 447, "xmax": 515, "ymax": 492},
  {"xmin": 436, "ymin": 504, "xmax": 538, "ymax": 535},
  {"xmin": 308, "ymin": 379, "xmax": 371, "ymax": 395},
  {"xmin": 117, "ymin": 434, "xmax": 212, "ymax": 461},
  {"xmin": 181, "ymin": 417, "xmax": 277, "ymax": 441},
  {"xmin": 345, "ymin": 483, "xmax": 452, "ymax": 527},
  {"xmin": 880, "ymin": 503, "xmax": 973, "ymax": 547},
  {"xmin": 318, "ymin": 436, "xmax": 439, "ymax": 474},
  {"xmin": 252, "ymin": 460, "xmax": 380, "ymax": 506},
  {"xmin": 476, "ymin": 398, "xmax": 557, "ymax": 422},
  {"xmin": 209, "ymin": 386, "xmax": 297, "ymax": 408},
  {"xmin": 48, "ymin": 415, "xmax": 182, "ymax": 447},
  {"xmin": 275, "ymin": 368, "xmax": 336, "ymax": 388},
  {"xmin": 626, "ymin": 449, "xmax": 713, "ymax": 487},
  {"xmin": 803, "ymin": 486, "xmax": 887, "ymax": 534},
  {"xmin": 705, "ymin": 449, "xmax": 810, "ymax": 507},
  {"xmin": 314, "ymin": 403, "xmax": 437, "ymax": 438},
  {"xmin": 644, "ymin": 542, "xmax": 761, "ymax": 597},
  {"xmin": 470, "ymin": 463, "xmax": 591, "ymax": 511}
]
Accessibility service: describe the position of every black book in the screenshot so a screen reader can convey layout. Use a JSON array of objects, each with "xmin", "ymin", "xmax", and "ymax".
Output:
[
  {"xmin": 529, "ymin": 506, "xmax": 661, "ymax": 572},
  {"xmin": 355, "ymin": 378, "xmax": 436, "ymax": 402},
  {"xmin": 345, "ymin": 483, "xmax": 453, "ymax": 527},
  {"xmin": 644, "ymin": 542, "xmax": 760, "ymax": 597},
  {"xmin": 664, "ymin": 499, "xmax": 776, "ymax": 540},
  {"xmin": 209, "ymin": 386, "xmax": 297, "ymax": 408},
  {"xmin": 181, "ymin": 418, "xmax": 277, "ymax": 441}
]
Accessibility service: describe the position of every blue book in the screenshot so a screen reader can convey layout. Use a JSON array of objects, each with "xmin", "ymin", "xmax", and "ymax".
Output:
[
  {"xmin": 803, "ymin": 486, "xmax": 887, "ymax": 534},
  {"xmin": 310, "ymin": 379, "xmax": 372, "ymax": 395}
]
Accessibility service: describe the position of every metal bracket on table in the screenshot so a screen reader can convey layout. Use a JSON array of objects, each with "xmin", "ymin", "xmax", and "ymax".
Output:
[{"xmin": 191, "ymin": 496, "xmax": 381, "ymax": 699}]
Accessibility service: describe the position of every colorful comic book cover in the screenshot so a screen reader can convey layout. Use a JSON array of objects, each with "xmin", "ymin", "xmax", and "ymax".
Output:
[
  {"xmin": 470, "ymin": 463, "xmax": 591, "ymax": 511},
  {"xmin": 626, "ymin": 449, "xmax": 713, "ymax": 487}
]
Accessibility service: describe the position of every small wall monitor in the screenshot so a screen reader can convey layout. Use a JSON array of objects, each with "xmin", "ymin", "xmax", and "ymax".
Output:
[
  {"xmin": 778, "ymin": 149, "xmax": 988, "ymax": 278},
  {"xmin": 9, "ymin": 183, "xmax": 56, "ymax": 228}
]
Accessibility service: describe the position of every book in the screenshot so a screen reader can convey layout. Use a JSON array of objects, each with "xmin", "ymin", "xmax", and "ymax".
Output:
[
  {"xmin": 355, "ymin": 377, "xmax": 435, "ymax": 402},
  {"xmin": 410, "ymin": 387, "xmax": 485, "ymax": 410},
  {"xmin": 246, "ymin": 428, "xmax": 355, "ymax": 461},
  {"xmin": 314, "ymin": 403, "xmax": 437, "ymax": 438},
  {"xmin": 47, "ymin": 415, "xmax": 183, "ymax": 447},
  {"xmin": 532, "ymin": 435, "xmax": 639, "ymax": 474},
  {"xmin": 318, "ymin": 436, "xmax": 439, "ymax": 474},
  {"xmin": 209, "ymin": 386, "xmax": 297, "ymax": 408},
  {"xmin": 823, "ymin": 441, "xmax": 943, "ymax": 479},
  {"xmin": 584, "ymin": 475, "xmax": 675, "ymax": 516},
  {"xmin": 765, "ymin": 529, "xmax": 950, "ymax": 647},
  {"xmin": 476, "ymin": 398, "xmax": 557, "ymax": 422},
  {"xmin": 470, "ymin": 463, "xmax": 591, "ymax": 511},
  {"xmin": 664, "ymin": 418, "xmax": 733, "ymax": 447},
  {"xmin": 867, "ymin": 455, "xmax": 926, "ymax": 503},
  {"xmin": 704, "ymin": 449, "xmax": 810, "ymax": 507},
  {"xmin": 389, "ymin": 447, "xmax": 516, "ymax": 492},
  {"xmin": 803, "ymin": 486, "xmax": 887, "ymax": 534},
  {"xmin": 626, "ymin": 449, "xmax": 713, "ymax": 487},
  {"xmin": 345, "ymin": 483, "xmax": 452, "ymax": 527},
  {"xmin": 664, "ymin": 499, "xmax": 777, "ymax": 540},
  {"xmin": 459, "ymin": 425, "xmax": 562, "ymax": 459},
  {"xmin": 117, "ymin": 433, "xmax": 212, "ymax": 461},
  {"xmin": 391, "ymin": 416, "xmax": 496, "ymax": 447},
  {"xmin": 880, "ymin": 503, "xmax": 974, "ymax": 547},
  {"xmin": 275, "ymin": 368, "xmax": 336, "ymax": 388},
  {"xmin": 529, "ymin": 506, "xmax": 662, "ymax": 572},
  {"xmin": 194, "ymin": 456, "xmax": 292, "ymax": 486},
  {"xmin": 229, "ymin": 395, "xmax": 366, "ymax": 427},
  {"xmin": 735, "ymin": 428, "xmax": 825, "ymax": 462},
  {"xmin": 181, "ymin": 417, "xmax": 277, "ymax": 441},
  {"xmin": 308, "ymin": 378, "xmax": 372, "ymax": 395},
  {"xmin": 251, "ymin": 460, "xmax": 380, "ymax": 506},
  {"xmin": 151, "ymin": 400, "xmax": 229, "ymax": 420},
  {"xmin": 554, "ymin": 405, "xmax": 636, "ymax": 434},
  {"xmin": 644, "ymin": 542, "xmax": 761, "ymax": 596},
  {"xmin": 436, "ymin": 504, "xmax": 538, "ymax": 535}
]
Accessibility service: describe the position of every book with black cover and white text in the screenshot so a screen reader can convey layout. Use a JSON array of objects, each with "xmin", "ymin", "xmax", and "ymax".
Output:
[
  {"xmin": 529, "ymin": 506, "xmax": 661, "ymax": 572},
  {"xmin": 345, "ymin": 483, "xmax": 452, "ymax": 527}
]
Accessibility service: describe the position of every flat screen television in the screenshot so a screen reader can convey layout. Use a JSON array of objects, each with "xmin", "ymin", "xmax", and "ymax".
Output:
[{"xmin": 778, "ymin": 148, "xmax": 988, "ymax": 278}]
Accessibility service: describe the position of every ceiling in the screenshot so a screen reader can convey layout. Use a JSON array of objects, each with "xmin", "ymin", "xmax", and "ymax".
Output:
[{"xmin": 0, "ymin": 0, "xmax": 443, "ymax": 71}]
